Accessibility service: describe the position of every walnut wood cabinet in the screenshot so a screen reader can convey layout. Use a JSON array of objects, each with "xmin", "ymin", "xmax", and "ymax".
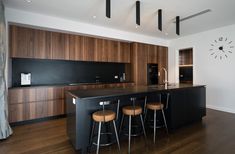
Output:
[
  {"xmin": 119, "ymin": 42, "xmax": 131, "ymax": 63},
  {"xmin": 10, "ymin": 25, "xmax": 131, "ymax": 63},
  {"xmin": 51, "ymin": 32, "xmax": 70, "ymax": 60},
  {"xmin": 8, "ymin": 87, "xmax": 64, "ymax": 123},
  {"xmin": 94, "ymin": 38, "xmax": 108, "ymax": 62},
  {"xmin": 10, "ymin": 26, "xmax": 52, "ymax": 59},
  {"xmin": 147, "ymin": 45, "xmax": 158, "ymax": 64},
  {"xmin": 69, "ymin": 35, "xmax": 84, "ymax": 61},
  {"xmin": 158, "ymin": 46, "xmax": 168, "ymax": 84},
  {"xmin": 83, "ymin": 36, "xmax": 96, "ymax": 61},
  {"xmin": 131, "ymin": 42, "xmax": 148, "ymax": 86},
  {"xmin": 8, "ymin": 82, "xmax": 134, "ymax": 123},
  {"xmin": 131, "ymin": 42, "xmax": 168, "ymax": 85}
]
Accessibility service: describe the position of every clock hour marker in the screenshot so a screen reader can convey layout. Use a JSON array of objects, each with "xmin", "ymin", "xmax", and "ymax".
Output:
[
  {"xmin": 211, "ymin": 44, "xmax": 214, "ymax": 46},
  {"xmin": 228, "ymin": 41, "xmax": 232, "ymax": 44},
  {"xmin": 225, "ymin": 38, "xmax": 227, "ymax": 41},
  {"xmin": 225, "ymin": 54, "xmax": 228, "ymax": 58},
  {"xmin": 209, "ymin": 49, "xmax": 213, "ymax": 51},
  {"xmin": 211, "ymin": 52, "xmax": 215, "ymax": 55},
  {"xmin": 214, "ymin": 55, "xmax": 217, "ymax": 59},
  {"xmin": 214, "ymin": 40, "xmax": 217, "ymax": 43},
  {"xmin": 220, "ymin": 56, "xmax": 222, "ymax": 60},
  {"xmin": 230, "ymin": 46, "xmax": 234, "ymax": 48},
  {"xmin": 228, "ymin": 51, "xmax": 232, "ymax": 53},
  {"xmin": 219, "ymin": 37, "xmax": 223, "ymax": 41}
]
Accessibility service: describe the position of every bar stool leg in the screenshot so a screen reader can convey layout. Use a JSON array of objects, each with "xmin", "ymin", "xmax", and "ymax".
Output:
[
  {"xmin": 144, "ymin": 109, "xmax": 148, "ymax": 123},
  {"xmin": 96, "ymin": 122, "xmax": 102, "ymax": 154},
  {"xmin": 119, "ymin": 114, "xmax": 124, "ymax": 134},
  {"xmin": 153, "ymin": 110, "xmax": 157, "ymax": 143},
  {"xmin": 140, "ymin": 114, "xmax": 147, "ymax": 139},
  {"xmin": 128, "ymin": 115, "xmax": 132, "ymax": 154},
  {"xmin": 161, "ymin": 109, "xmax": 168, "ymax": 135},
  {"xmin": 112, "ymin": 120, "xmax": 121, "ymax": 151},
  {"xmin": 90, "ymin": 121, "xmax": 96, "ymax": 147}
]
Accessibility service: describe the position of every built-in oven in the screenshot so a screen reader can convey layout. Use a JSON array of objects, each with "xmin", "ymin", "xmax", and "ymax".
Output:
[{"xmin": 147, "ymin": 64, "xmax": 158, "ymax": 85}]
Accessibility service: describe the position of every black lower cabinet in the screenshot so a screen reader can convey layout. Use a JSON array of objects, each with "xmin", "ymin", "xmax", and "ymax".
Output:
[{"xmin": 167, "ymin": 87, "xmax": 206, "ymax": 130}]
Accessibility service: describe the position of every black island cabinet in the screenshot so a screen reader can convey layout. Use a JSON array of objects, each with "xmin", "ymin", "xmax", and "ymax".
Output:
[{"xmin": 66, "ymin": 84, "xmax": 206, "ymax": 153}]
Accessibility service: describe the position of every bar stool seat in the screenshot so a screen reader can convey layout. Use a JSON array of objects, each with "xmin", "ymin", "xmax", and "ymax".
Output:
[
  {"xmin": 122, "ymin": 106, "xmax": 142, "ymax": 116},
  {"xmin": 92, "ymin": 110, "xmax": 116, "ymax": 122},
  {"xmin": 146, "ymin": 102, "xmax": 164, "ymax": 111}
]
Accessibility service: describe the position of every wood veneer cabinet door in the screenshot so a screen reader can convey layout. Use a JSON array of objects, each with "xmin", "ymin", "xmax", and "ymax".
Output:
[
  {"xmin": 33, "ymin": 29, "xmax": 52, "ymax": 59},
  {"xmin": 131, "ymin": 42, "xmax": 148, "ymax": 86},
  {"xmin": 8, "ymin": 87, "xmax": 65, "ymax": 123},
  {"xmin": 9, "ymin": 104, "xmax": 24, "ymax": 123},
  {"xmin": 83, "ymin": 36, "xmax": 95, "ymax": 61},
  {"xmin": 25, "ymin": 101, "xmax": 47, "ymax": 120},
  {"xmin": 47, "ymin": 99, "xmax": 65, "ymax": 117},
  {"xmin": 10, "ymin": 25, "xmax": 52, "ymax": 59},
  {"xmin": 8, "ymin": 88, "xmax": 25, "ymax": 104},
  {"xmin": 47, "ymin": 87, "xmax": 64, "ymax": 100},
  {"xmin": 119, "ymin": 42, "xmax": 131, "ymax": 63},
  {"xmin": 158, "ymin": 46, "xmax": 168, "ymax": 84},
  {"xmin": 51, "ymin": 32, "xmax": 70, "ymax": 60},
  {"xmin": 107, "ymin": 40, "xmax": 119, "ymax": 62},
  {"xmin": 94, "ymin": 38, "xmax": 108, "ymax": 62},
  {"xmin": 10, "ymin": 25, "xmax": 34, "ymax": 58},
  {"xmin": 69, "ymin": 35, "xmax": 84, "ymax": 61},
  {"xmin": 147, "ymin": 45, "xmax": 158, "ymax": 64}
]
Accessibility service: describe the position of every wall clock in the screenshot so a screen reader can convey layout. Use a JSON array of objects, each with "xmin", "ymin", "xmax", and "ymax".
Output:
[{"xmin": 209, "ymin": 37, "xmax": 234, "ymax": 60}]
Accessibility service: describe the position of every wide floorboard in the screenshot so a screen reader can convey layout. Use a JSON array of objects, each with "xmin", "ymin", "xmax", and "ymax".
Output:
[{"xmin": 1, "ymin": 109, "xmax": 235, "ymax": 154}]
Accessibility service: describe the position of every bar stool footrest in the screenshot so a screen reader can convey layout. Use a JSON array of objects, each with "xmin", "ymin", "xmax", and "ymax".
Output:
[{"xmin": 91, "ymin": 132, "xmax": 116, "ymax": 147}]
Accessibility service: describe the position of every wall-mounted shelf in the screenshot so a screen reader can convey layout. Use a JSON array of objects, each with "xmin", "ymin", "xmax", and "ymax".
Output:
[{"xmin": 179, "ymin": 64, "xmax": 193, "ymax": 67}]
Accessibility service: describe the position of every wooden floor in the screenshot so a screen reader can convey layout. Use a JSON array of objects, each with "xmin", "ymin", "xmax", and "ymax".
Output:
[{"xmin": 1, "ymin": 109, "xmax": 235, "ymax": 154}]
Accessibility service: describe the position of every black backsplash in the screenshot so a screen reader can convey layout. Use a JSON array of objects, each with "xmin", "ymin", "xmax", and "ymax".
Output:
[{"xmin": 12, "ymin": 58, "xmax": 126, "ymax": 87}]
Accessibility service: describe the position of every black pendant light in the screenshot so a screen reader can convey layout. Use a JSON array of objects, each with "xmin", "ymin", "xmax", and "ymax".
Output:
[
  {"xmin": 158, "ymin": 9, "xmax": 162, "ymax": 31},
  {"xmin": 136, "ymin": 1, "xmax": 140, "ymax": 25},
  {"xmin": 106, "ymin": 0, "xmax": 111, "ymax": 18},
  {"xmin": 176, "ymin": 16, "xmax": 180, "ymax": 35}
]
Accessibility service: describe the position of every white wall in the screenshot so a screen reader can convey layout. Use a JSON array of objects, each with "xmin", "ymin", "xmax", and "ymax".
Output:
[
  {"xmin": 5, "ymin": 7, "xmax": 169, "ymax": 47},
  {"xmin": 169, "ymin": 24, "xmax": 235, "ymax": 113}
]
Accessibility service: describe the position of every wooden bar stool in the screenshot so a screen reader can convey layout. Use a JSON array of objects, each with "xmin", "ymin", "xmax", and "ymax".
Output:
[
  {"xmin": 90, "ymin": 100, "xmax": 120, "ymax": 154},
  {"xmin": 119, "ymin": 97, "xmax": 147, "ymax": 154},
  {"xmin": 144, "ymin": 93, "xmax": 170, "ymax": 143}
]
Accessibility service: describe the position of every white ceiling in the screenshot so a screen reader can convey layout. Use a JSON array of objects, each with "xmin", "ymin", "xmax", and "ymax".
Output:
[{"xmin": 3, "ymin": 0, "xmax": 235, "ymax": 39}]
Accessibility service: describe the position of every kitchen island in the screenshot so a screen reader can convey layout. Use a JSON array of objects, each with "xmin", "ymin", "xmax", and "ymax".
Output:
[{"xmin": 66, "ymin": 84, "xmax": 206, "ymax": 153}]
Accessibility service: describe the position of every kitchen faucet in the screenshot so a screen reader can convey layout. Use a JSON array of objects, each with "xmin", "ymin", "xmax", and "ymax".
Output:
[{"xmin": 160, "ymin": 67, "xmax": 168, "ymax": 87}]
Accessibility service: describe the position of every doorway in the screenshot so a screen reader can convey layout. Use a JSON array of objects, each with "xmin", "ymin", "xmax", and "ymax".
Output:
[{"xmin": 179, "ymin": 48, "xmax": 193, "ymax": 84}]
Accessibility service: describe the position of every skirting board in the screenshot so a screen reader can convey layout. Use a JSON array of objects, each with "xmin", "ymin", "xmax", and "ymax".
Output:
[
  {"xmin": 10, "ymin": 114, "xmax": 66, "ymax": 127},
  {"xmin": 207, "ymin": 105, "xmax": 235, "ymax": 114}
]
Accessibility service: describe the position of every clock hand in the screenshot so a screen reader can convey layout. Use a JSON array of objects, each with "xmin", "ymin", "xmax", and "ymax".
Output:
[{"xmin": 222, "ymin": 49, "xmax": 225, "ymax": 53}]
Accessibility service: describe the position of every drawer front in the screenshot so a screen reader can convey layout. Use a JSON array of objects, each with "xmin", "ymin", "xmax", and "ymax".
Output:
[
  {"xmin": 9, "ymin": 99, "xmax": 64, "ymax": 123},
  {"xmin": 9, "ymin": 87, "xmax": 64, "ymax": 104}
]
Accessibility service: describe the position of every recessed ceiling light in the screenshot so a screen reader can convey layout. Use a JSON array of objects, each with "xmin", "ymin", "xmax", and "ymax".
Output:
[
  {"xmin": 93, "ymin": 15, "xmax": 97, "ymax": 19},
  {"xmin": 25, "ymin": 0, "xmax": 32, "ymax": 3},
  {"xmin": 135, "ymin": 25, "xmax": 139, "ymax": 29},
  {"xmin": 165, "ymin": 32, "xmax": 169, "ymax": 36}
]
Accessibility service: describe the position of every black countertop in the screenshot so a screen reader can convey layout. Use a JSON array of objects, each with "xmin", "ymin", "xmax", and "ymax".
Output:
[
  {"xmin": 68, "ymin": 84, "xmax": 205, "ymax": 100},
  {"xmin": 8, "ymin": 81, "xmax": 133, "ymax": 89}
]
